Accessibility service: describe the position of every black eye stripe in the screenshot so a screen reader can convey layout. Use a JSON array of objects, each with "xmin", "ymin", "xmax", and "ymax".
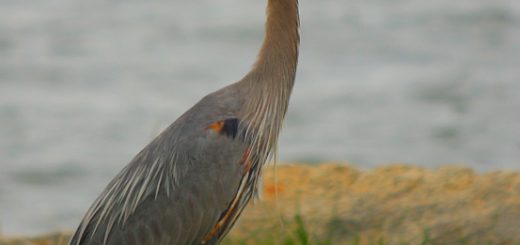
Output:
[{"xmin": 221, "ymin": 118, "xmax": 239, "ymax": 139}]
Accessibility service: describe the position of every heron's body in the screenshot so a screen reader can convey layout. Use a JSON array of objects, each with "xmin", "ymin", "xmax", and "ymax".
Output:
[{"xmin": 70, "ymin": 0, "xmax": 299, "ymax": 244}]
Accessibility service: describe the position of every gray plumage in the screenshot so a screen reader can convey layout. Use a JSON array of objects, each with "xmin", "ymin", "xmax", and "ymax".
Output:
[{"xmin": 69, "ymin": 0, "xmax": 299, "ymax": 244}]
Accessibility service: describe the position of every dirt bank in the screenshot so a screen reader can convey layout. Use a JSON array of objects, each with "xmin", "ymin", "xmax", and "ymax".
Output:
[
  {"xmin": 235, "ymin": 163, "xmax": 520, "ymax": 244},
  {"xmin": 2, "ymin": 163, "xmax": 520, "ymax": 244}
]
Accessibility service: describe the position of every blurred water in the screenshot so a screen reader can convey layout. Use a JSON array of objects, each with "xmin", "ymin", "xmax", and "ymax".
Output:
[{"xmin": 0, "ymin": 0, "xmax": 519, "ymax": 235}]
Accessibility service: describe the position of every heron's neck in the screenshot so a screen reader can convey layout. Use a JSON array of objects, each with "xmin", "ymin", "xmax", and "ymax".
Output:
[
  {"xmin": 238, "ymin": 0, "xmax": 299, "ymax": 154},
  {"xmin": 242, "ymin": 0, "xmax": 299, "ymax": 114},
  {"xmin": 251, "ymin": 0, "xmax": 299, "ymax": 86}
]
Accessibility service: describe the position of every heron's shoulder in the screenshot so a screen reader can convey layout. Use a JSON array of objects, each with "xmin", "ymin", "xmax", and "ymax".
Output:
[
  {"xmin": 196, "ymin": 82, "xmax": 248, "ymax": 116},
  {"xmin": 160, "ymin": 82, "xmax": 247, "ymax": 137}
]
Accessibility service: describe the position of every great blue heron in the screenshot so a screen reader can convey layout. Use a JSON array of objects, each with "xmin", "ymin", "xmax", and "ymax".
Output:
[{"xmin": 69, "ymin": 0, "xmax": 299, "ymax": 244}]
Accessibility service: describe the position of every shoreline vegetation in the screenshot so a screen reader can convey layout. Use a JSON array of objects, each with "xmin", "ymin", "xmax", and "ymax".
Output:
[{"xmin": 2, "ymin": 163, "xmax": 520, "ymax": 244}]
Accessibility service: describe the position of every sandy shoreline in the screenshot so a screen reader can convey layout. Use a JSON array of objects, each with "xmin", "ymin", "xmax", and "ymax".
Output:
[{"xmin": 2, "ymin": 163, "xmax": 520, "ymax": 244}]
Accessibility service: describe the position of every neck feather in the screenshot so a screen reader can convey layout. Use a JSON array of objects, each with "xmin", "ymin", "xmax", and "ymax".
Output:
[
  {"xmin": 252, "ymin": 0, "xmax": 300, "ymax": 81},
  {"xmin": 239, "ymin": 0, "xmax": 300, "ymax": 161},
  {"xmin": 242, "ymin": 0, "xmax": 300, "ymax": 117}
]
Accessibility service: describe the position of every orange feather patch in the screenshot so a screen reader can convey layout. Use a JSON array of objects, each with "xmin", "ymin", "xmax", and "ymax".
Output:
[{"xmin": 206, "ymin": 121, "xmax": 225, "ymax": 133}]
